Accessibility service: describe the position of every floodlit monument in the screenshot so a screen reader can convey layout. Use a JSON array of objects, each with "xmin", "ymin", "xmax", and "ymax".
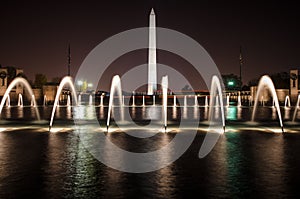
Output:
[{"xmin": 147, "ymin": 8, "xmax": 157, "ymax": 95}]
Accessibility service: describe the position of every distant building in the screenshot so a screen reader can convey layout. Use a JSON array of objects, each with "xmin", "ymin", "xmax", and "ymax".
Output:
[
  {"xmin": 290, "ymin": 69, "xmax": 298, "ymax": 101},
  {"xmin": 0, "ymin": 66, "xmax": 24, "ymax": 99},
  {"xmin": 42, "ymin": 83, "xmax": 59, "ymax": 103}
]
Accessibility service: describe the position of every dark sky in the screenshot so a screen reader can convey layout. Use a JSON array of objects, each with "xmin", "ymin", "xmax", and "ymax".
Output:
[{"xmin": 0, "ymin": 0, "xmax": 300, "ymax": 88}]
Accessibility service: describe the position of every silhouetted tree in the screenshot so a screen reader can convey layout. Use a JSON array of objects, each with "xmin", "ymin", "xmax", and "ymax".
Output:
[{"xmin": 34, "ymin": 73, "xmax": 47, "ymax": 88}]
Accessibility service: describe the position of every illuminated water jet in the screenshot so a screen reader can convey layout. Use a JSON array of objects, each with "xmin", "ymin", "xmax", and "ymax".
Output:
[
  {"xmin": 132, "ymin": 92, "xmax": 136, "ymax": 106},
  {"xmin": 100, "ymin": 95, "xmax": 104, "ymax": 106},
  {"xmin": 67, "ymin": 95, "xmax": 71, "ymax": 107},
  {"xmin": 78, "ymin": 94, "xmax": 81, "ymax": 105},
  {"xmin": 18, "ymin": 93, "xmax": 23, "ymax": 107},
  {"xmin": 30, "ymin": 95, "xmax": 36, "ymax": 107},
  {"xmin": 184, "ymin": 95, "xmax": 187, "ymax": 107},
  {"xmin": 194, "ymin": 95, "xmax": 198, "ymax": 106},
  {"xmin": 292, "ymin": 94, "xmax": 300, "ymax": 122},
  {"xmin": 5, "ymin": 95, "xmax": 10, "ymax": 107},
  {"xmin": 0, "ymin": 77, "xmax": 40, "ymax": 120},
  {"xmin": 107, "ymin": 75, "xmax": 124, "ymax": 130},
  {"xmin": 205, "ymin": 96, "xmax": 208, "ymax": 107},
  {"xmin": 199, "ymin": 75, "xmax": 225, "ymax": 158},
  {"xmin": 173, "ymin": 95, "xmax": 176, "ymax": 107},
  {"xmin": 251, "ymin": 75, "xmax": 284, "ymax": 132},
  {"xmin": 237, "ymin": 95, "xmax": 241, "ymax": 107},
  {"xmin": 162, "ymin": 76, "xmax": 168, "ymax": 132},
  {"xmin": 249, "ymin": 96, "xmax": 252, "ymax": 106},
  {"xmin": 226, "ymin": 95, "xmax": 229, "ymax": 107},
  {"xmin": 49, "ymin": 76, "xmax": 77, "ymax": 131},
  {"xmin": 89, "ymin": 95, "xmax": 92, "ymax": 106},
  {"xmin": 284, "ymin": 95, "xmax": 291, "ymax": 108},
  {"xmin": 43, "ymin": 95, "xmax": 47, "ymax": 106}
]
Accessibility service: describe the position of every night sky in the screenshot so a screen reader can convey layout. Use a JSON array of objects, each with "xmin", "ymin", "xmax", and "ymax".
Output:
[{"xmin": 0, "ymin": 0, "xmax": 300, "ymax": 89}]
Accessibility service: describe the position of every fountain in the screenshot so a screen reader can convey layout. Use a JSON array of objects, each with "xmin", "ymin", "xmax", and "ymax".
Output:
[
  {"xmin": 142, "ymin": 95, "xmax": 145, "ymax": 106},
  {"xmin": 49, "ymin": 76, "xmax": 77, "ymax": 131},
  {"xmin": 162, "ymin": 76, "xmax": 168, "ymax": 132},
  {"xmin": 89, "ymin": 95, "xmax": 93, "ymax": 106},
  {"xmin": 67, "ymin": 95, "xmax": 71, "ymax": 107},
  {"xmin": 43, "ymin": 95, "xmax": 47, "ymax": 106},
  {"xmin": 199, "ymin": 75, "xmax": 225, "ymax": 158},
  {"xmin": 272, "ymin": 98, "xmax": 275, "ymax": 108},
  {"xmin": 249, "ymin": 96, "xmax": 252, "ymax": 106},
  {"xmin": 0, "ymin": 77, "xmax": 40, "ymax": 120},
  {"xmin": 153, "ymin": 95, "xmax": 155, "ymax": 106},
  {"xmin": 292, "ymin": 94, "xmax": 300, "ymax": 122},
  {"xmin": 132, "ymin": 93, "xmax": 136, "ymax": 106},
  {"xmin": 107, "ymin": 75, "xmax": 124, "ymax": 130},
  {"xmin": 205, "ymin": 96, "xmax": 208, "ymax": 107},
  {"xmin": 194, "ymin": 95, "xmax": 198, "ymax": 106},
  {"xmin": 226, "ymin": 95, "xmax": 229, "ymax": 107},
  {"xmin": 215, "ymin": 96, "xmax": 219, "ymax": 107},
  {"xmin": 5, "ymin": 95, "xmax": 10, "ymax": 107},
  {"xmin": 173, "ymin": 95, "xmax": 176, "ymax": 107},
  {"xmin": 100, "ymin": 95, "xmax": 104, "ymax": 106},
  {"xmin": 237, "ymin": 95, "xmax": 241, "ymax": 107},
  {"xmin": 30, "ymin": 94, "xmax": 36, "ymax": 107},
  {"xmin": 78, "ymin": 94, "xmax": 81, "ymax": 105},
  {"xmin": 122, "ymin": 95, "xmax": 125, "ymax": 106},
  {"xmin": 284, "ymin": 96, "xmax": 291, "ymax": 108},
  {"xmin": 184, "ymin": 95, "xmax": 187, "ymax": 107},
  {"xmin": 251, "ymin": 75, "xmax": 284, "ymax": 132},
  {"xmin": 18, "ymin": 93, "xmax": 23, "ymax": 107}
]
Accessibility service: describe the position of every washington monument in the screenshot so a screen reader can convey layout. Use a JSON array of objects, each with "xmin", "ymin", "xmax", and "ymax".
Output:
[{"xmin": 147, "ymin": 8, "xmax": 157, "ymax": 95}]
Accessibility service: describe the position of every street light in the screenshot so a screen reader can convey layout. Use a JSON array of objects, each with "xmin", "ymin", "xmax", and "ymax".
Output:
[{"xmin": 228, "ymin": 81, "xmax": 235, "ymax": 86}]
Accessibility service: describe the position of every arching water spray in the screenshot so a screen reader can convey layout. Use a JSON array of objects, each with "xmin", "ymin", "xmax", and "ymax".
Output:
[
  {"xmin": 49, "ymin": 76, "xmax": 77, "ymax": 131},
  {"xmin": 18, "ymin": 93, "xmax": 23, "ymax": 107},
  {"xmin": 284, "ymin": 95, "xmax": 291, "ymax": 108},
  {"xmin": 292, "ymin": 94, "xmax": 300, "ymax": 122},
  {"xmin": 251, "ymin": 75, "xmax": 284, "ymax": 132},
  {"xmin": 5, "ymin": 95, "xmax": 10, "ymax": 107},
  {"xmin": 30, "ymin": 95, "xmax": 36, "ymax": 107},
  {"xmin": 107, "ymin": 75, "xmax": 124, "ymax": 130},
  {"xmin": 199, "ymin": 75, "xmax": 225, "ymax": 158},
  {"xmin": 0, "ymin": 77, "xmax": 40, "ymax": 120}
]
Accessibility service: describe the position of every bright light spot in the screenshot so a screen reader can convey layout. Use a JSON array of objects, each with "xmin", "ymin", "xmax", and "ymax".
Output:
[
  {"xmin": 0, "ymin": 128, "xmax": 7, "ymax": 132},
  {"xmin": 228, "ymin": 81, "xmax": 234, "ymax": 86},
  {"xmin": 77, "ymin": 80, "xmax": 83, "ymax": 86},
  {"xmin": 50, "ymin": 128, "xmax": 64, "ymax": 133}
]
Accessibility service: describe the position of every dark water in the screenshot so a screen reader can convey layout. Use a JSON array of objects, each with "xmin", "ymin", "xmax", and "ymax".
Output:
[{"xmin": 1, "ymin": 106, "xmax": 300, "ymax": 198}]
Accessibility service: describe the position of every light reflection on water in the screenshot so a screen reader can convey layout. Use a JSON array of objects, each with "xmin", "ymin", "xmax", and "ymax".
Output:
[{"xmin": 0, "ymin": 106, "xmax": 300, "ymax": 197}]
